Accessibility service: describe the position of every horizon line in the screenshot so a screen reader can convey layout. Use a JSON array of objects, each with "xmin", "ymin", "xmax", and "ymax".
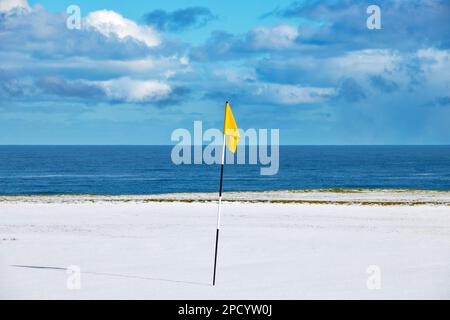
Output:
[{"xmin": 0, "ymin": 144, "xmax": 449, "ymax": 147}]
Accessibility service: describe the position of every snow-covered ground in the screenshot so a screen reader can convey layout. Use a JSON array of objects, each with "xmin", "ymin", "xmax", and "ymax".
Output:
[{"xmin": 0, "ymin": 191, "xmax": 449, "ymax": 299}]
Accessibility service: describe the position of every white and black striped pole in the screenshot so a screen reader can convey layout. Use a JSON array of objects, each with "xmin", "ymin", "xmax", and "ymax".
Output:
[{"xmin": 212, "ymin": 103, "xmax": 228, "ymax": 286}]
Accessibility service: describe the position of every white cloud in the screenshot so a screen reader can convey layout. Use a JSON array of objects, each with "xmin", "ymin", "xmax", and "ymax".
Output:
[
  {"xmin": 0, "ymin": 0, "xmax": 30, "ymax": 13},
  {"xmin": 179, "ymin": 56, "xmax": 189, "ymax": 65},
  {"xmin": 91, "ymin": 56, "xmax": 187, "ymax": 76},
  {"xmin": 330, "ymin": 49, "xmax": 401, "ymax": 76},
  {"xmin": 417, "ymin": 48, "xmax": 450, "ymax": 71},
  {"xmin": 84, "ymin": 10, "xmax": 160, "ymax": 47},
  {"xmin": 96, "ymin": 77, "xmax": 171, "ymax": 103},
  {"xmin": 251, "ymin": 83, "xmax": 336, "ymax": 105},
  {"xmin": 249, "ymin": 25, "xmax": 298, "ymax": 50},
  {"xmin": 416, "ymin": 48, "xmax": 450, "ymax": 89}
]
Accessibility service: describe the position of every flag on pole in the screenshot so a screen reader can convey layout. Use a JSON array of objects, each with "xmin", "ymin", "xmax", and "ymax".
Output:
[
  {"xmin": 224, "ymin": 102, "xmax": 240, "ymax": 153},
  {"xmin": 212, "ymin": 101, "xmax": 239, "ymax": 286}
]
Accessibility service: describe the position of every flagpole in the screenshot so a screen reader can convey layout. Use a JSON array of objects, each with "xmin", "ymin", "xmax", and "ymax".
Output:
[{"xmin": 212, "ymin": 102, "xmax": 228, "ymax": 286}]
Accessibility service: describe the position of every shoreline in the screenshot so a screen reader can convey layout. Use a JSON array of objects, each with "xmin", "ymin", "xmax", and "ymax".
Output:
[{"xmin": 1, "ymin": 189, "xmax": 450, "ymax": 206}]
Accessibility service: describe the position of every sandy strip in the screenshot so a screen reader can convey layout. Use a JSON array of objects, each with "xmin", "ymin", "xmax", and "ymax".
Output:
[{"xmin": 1, "ymin": 189, "xmax": 450, "ymax": 205}]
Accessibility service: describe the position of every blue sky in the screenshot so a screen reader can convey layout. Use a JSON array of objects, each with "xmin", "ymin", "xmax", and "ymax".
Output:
[{"xmin": 1, "ymin": 0, "xmax": 449, "ymax": 144}]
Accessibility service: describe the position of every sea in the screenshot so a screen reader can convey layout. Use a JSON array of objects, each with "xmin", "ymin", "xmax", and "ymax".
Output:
[{"xmin": 0, "ymin": 145, "xmax": 449, "ymax": 195}]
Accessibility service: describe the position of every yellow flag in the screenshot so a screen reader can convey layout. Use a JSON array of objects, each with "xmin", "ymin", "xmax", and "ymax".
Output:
[{"xmin": 223, "ymin": 102, "xmax": 240, "ymax": 153}]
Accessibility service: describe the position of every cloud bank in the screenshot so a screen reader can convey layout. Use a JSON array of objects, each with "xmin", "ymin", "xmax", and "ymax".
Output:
[{"xmin": 0, "ymin": 0, "xmax": 449, "ymax": 144}]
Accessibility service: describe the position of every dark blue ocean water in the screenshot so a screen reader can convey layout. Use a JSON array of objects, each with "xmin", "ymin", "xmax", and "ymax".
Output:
[{"xmin": 0, "ymin": 146, "xmax": 449, "ymax": 195}]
